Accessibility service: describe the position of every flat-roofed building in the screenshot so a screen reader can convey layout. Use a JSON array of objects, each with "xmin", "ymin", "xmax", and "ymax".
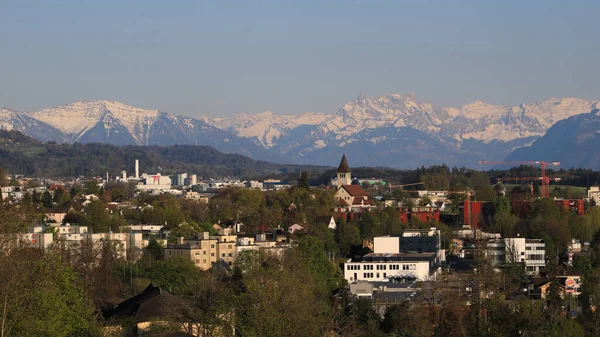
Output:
[
  {"xmin": 165, "ymin": 232, "xmax": 237, "ymax": 270},
  {"xmin": 344, "ymin": 252, "xmax": 438, "ymax": 282}
]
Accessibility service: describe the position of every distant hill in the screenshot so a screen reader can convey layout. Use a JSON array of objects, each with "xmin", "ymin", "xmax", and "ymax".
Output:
[
  {"xmin": 0, "ymin": 130, "xmax": 327, "ymax": 178},
  {"xmin": 504, "ymin": 109, "xmax": 600, "ymax": 169}
]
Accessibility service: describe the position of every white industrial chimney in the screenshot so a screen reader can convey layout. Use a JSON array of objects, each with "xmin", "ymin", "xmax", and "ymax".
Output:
[
  {"xmin": 135, "ymin": 159, "xmax": 139, "ymax": 179},
  {"xmin": 121, "ymin": 170, "xmax": 127, "ymax": 181}
]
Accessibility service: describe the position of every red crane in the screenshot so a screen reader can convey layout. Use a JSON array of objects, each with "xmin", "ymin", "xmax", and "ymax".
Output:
[
  {"xmin": 478, "ymin": 161, "xmax": 561, "ymax": 198},
  {"xmin": 495, "ymin": 177, "xmax": 562, "ymax": 197}
]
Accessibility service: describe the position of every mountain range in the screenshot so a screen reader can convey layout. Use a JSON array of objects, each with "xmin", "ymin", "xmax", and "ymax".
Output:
[
  {"xmin": 505, "ymin": 109, "xmax": 600, "ymax": 169},
  {"xmin": 1, "ymin": 94, "xmax": 599, "ymax": 168}
]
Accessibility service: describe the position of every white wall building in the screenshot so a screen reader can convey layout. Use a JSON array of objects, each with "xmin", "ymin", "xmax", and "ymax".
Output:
[
  {"xmin": 487, "ymin": 238, "xmax": 545, "ymax": 275},
  {"xmin": 344, "ymin": 253, "xmax": 437, "ymax": 283},
  {"xmin": 345, "ymin": 228, "xmax": 443, "ymax": 283},
  {"xmin": 589, "ymin": 185, "xmax": 600, "ymax": 204},
  {"xmin": 137, "ymin": 173, "xmax": 172, "ymax": 191}
]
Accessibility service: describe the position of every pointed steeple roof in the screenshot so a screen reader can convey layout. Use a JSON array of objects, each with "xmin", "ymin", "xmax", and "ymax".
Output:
[{"xmin": 337, "ymin": 154, "xmax": 351, "ymax": 173}]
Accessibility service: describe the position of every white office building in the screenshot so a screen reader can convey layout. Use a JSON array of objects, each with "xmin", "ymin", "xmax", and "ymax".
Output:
[{"xmin": 487, "ymin": 238, "xmax": 545, "ymax": 275}]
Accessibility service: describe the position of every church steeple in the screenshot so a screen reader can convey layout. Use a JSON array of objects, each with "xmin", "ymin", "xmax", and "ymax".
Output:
[{"xmin": 336, "ymin": 154, "xmax": 352, "ymax": 188}]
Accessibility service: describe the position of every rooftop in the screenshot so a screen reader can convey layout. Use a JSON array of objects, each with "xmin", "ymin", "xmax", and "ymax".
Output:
[{"xmin": 337, "ymin": 154, "xmax": 351, "ymax": 173}]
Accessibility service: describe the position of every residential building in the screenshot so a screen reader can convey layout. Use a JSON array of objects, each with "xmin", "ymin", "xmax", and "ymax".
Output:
[
  {"xmin": 104, "ymin": 283, "xmax": 191, "ymax": 336},
  {"xmin": 396, "ymin": 206, "xmax": 441, "ymax": 224},
  {"xmin": 554, "ymin": 199, "xmax": 585, "ymax": 216},
  {"xmin": 486, "ymin": 237, "xmax": 545, "ymax": 275},
  {"xmin": 44, "ymin": 211, "xmax": 68, "ymax": 224},
  {"xmin": 262, "ymin": 179, "xmax": 290, "ymax": 191},
  {"xmin": 373, "ymin": 228, "xmax": 445, "ymax": 261},
  {"xmin": 182, "ymin": 191, "xmax": 209, "ymax": 203},
  {"xmin": 589, "ymin": 185, "xmax": 600, "ymax": 204},
  {"xmin": 315, "ymin": 215, "xmax": 337, "ymax": 230},
  {"xmin": 345, "ymin": 228, "xmax": 443, "ymax": 283},
  {"xmin": 124, "ymin": 224, "xmax": 165, "ymax": 233},
  {"xmin": 177, "ymin": 173, "xmax": 187, "ymax": 186},
  {"xmin": 165, "ymin": 232, "xmax": 237, "ymax": 270},
  {"xmin": 344, "ymin": 253, "xmax": 438, "ymax": 282},
  {"xmin": 236, "ymin": 235, "xmax": 291, "ymax": 257}
]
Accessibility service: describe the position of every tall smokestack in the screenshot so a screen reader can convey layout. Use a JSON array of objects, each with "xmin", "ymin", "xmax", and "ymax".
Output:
[{"xmin": 135, "ymin": 159, "xmax": 139, "ymax": 179}]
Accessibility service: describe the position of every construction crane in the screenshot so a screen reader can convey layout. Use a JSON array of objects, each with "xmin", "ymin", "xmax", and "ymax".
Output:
[
  {"xmin": 495, "ymin": 177, "xmax": 562, "ymax": 198},
  {"xmin": 478, "ymin": 161, "xmax": 560, "ymax": 198},
  {"xmin": 446, "ymin": 188, "xmax": 475, "ymax": 227},
  {"xmin": 388, "ymin": 182, "xmax": 424, "ymax": 194}
]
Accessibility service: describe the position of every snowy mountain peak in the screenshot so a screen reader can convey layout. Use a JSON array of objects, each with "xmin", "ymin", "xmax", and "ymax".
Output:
[{"xmin": 2, "ymin": 93, "xmax": 599, "ymax": 168}]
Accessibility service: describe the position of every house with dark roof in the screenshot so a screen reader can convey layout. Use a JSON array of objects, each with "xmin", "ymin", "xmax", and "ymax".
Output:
[
  {"xmin": 104, "ymin": 283, "xmax": 188, "ymax": 335},
  {"xmin": 315, "ymin": 215, "xmax": 337, "ymax": 230},
  {"xmin": 333, "ymin": 155, "xmax": 376, "ymax": 214}
]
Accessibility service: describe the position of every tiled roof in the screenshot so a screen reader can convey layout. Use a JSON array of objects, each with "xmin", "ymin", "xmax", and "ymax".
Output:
[
  {"xmin": 342, "ymin": 185, "xmax": 369, "ymax": 197},
  {"xmin": 335, "ymin": 198, "xmax": 350, "ymax": 206},
  {"xmin": 352, "ymin": 196, "xmax": 376, "ymax": 206}
]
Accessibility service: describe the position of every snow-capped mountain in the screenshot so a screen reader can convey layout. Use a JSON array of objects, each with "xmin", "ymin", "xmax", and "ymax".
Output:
[
  {"xmin": 2, "ymin": 94, "xmax": 598, "ymax": 168},
  {"xmin": 203, "ymin": 94, "xmax": 598, "ymax": 166},
  {"xmin": 505, "ymin": 109, "xmax": 600, "ymax": 169},
  {"xmin": 0, "ymin": 108, "xmax": 64, "ymax": 142},
  {"xmin": 27, "ymin": 100, "xmax": 160, "ymax": 145},
  {"xmin": 4, "ymin": 100, "xmax": 269, "ymax": 160}
]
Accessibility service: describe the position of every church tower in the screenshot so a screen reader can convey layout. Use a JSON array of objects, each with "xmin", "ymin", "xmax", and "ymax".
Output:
[{"xmin": 336, "ymin": 154, "xmax": 352, "ymax": 188}]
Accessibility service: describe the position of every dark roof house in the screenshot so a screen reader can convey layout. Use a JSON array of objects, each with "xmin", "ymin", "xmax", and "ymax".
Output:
[{"xmin": 105, "ymin": 283, "xmax": 182, "ymax": 323}]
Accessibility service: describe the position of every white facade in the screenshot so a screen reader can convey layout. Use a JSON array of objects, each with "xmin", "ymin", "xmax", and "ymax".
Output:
[
  {"xmin": 137, "ymin": 173, "xmax": 172, "ymax": 191},
  {"xmin": 17, "ymin": 233, "xmax": 54, "ymax": 249},
  {"xmin": 373, "ymin": 236, "xmax": 400, "ymax": 254},
  {"xmin": 344, "ymin": 257, "xmax": 433, "ymax": 282},
  {"xmin": 487, "ymin": 238, "xmax": 545, "ymax": 275},
  {"xmin": 126, "ymin": 224, "xmax": 164, "ymax": 232},
  {"xmin": 177, "ymin": 173, "xmax": 188, "ymax": 186},
  {"xmin": 56, "ymin": 224, "xmax": 88, "ymax": 234},
  {"xmin": 589, "ymin": 186, "xmax": 600, "ymax": 204}
]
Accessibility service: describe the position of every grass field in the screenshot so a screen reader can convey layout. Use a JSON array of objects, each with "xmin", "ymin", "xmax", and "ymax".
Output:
[{"xmin": 502, "ymin": 183, "xmax": 588, "ymax": 199}]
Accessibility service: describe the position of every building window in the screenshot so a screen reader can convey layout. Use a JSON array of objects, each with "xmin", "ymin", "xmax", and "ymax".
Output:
[{"xmin": 211, "ymin": 253, "xmax": 215, "ymax": 257}]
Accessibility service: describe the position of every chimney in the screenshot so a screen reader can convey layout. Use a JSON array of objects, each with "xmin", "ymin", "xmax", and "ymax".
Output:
[{"xmin": 135, "ymin": 159, "xmax": 139, "ymax": 179}]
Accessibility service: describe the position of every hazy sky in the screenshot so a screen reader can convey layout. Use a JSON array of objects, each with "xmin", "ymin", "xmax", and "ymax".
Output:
[{"xmin": 1, "ymin": 0, "xmax": 599, "ymax": 117}]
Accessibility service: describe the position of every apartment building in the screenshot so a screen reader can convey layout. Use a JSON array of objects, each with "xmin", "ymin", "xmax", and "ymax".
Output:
[
  {"xmin": 165, "ymin": 232, "xmax": 237, "ymax": 270},
  {"xmin": 345, "ymin": 228, "xmax": 443, "ymax": 283},
  {"xmin": 486, "ymin": 238, "xmax": 545, "ymax": 275}
]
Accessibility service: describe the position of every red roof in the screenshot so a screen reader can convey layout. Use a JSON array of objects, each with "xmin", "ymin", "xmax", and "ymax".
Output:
[
  {"xmin": 335, "ymin": 199, "xmax": 350, "ymax": 207},
  {"xmin": 352, "ymin": 197, "xmax": 376, "ymax": 206},
  {"xmin": 341, "ymin": 185, "xmax": 369, "ymax": 197}
]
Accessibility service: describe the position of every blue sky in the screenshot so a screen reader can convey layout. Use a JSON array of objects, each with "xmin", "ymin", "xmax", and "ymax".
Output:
[{"xmin": 1, "ymin": 0, "xmax": 599, "ymax": 117}]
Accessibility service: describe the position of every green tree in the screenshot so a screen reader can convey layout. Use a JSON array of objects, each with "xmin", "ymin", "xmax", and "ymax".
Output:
[
  {"xmin": 142, "ymin": 257, "xmax": 203, "ymax": 295},
  {"xmin": 145, "ymin": 237, "xmax": 165, "ymax": 261},
  {"xmin": 298, "ymin": 171, "xmax": 310, "ymax": 190},
  {"xmin": 42, "ymin": 191, "xmax": 53, "ymax": 208},
  {"xmin": 335, "ymin": 219, "xmax": 361, "ymax": 257},
  {"xmin": 233, "ymin": 250, "xmax": 332, "ymax": 337},
  {"xmin": 0, "ymin": 248, "xmax": 99, "ymax": 337}
]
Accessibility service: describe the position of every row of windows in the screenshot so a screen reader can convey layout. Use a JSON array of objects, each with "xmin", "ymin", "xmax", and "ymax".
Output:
[
  {"xmin": 347, "ymin": 263, "xmax": 417, "ymax": 271},
  {"xmin": 363, "ymin": 272, "xmax": 387, "ymax": 279},
  {"xmin": 526, "ymin": 254, "xmax": 544, "ymax": 261}
]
